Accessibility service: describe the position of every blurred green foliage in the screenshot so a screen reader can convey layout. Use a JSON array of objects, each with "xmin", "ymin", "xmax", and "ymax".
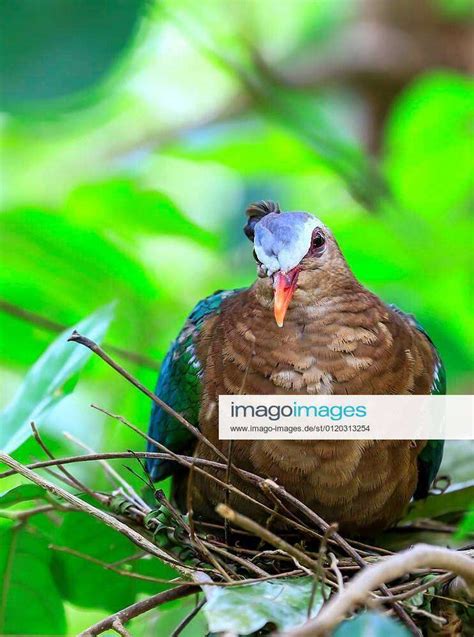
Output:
[{"xmin": 0, "ymin": 1, "xmax": 473, "ymax": 635}]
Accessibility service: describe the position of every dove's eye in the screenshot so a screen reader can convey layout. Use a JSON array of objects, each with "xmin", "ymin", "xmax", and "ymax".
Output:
[{"xmin": 310, "ymin": 231, "xmax": 326, "ymax": 255}]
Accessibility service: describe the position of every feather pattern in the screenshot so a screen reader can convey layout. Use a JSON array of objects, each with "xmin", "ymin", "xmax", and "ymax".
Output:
[
  {"xmin": 146, "ymin": 289, "xmax": 242, "ymax": 480},
  {"xmin": 147, "ymin": 207, "xmax": 446, "ymax": 534}
]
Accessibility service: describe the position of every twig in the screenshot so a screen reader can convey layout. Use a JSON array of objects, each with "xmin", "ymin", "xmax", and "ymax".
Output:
[
  {"xmin": 170, "ymin": 598, "xmax": 205, "ymax": 637},
  {"xmin": 402, "ymin": 604, "xmax": 447, "ymax": 627},
  {"xmin": 329, "ymin": 553, "xmax": 344, "ymax": 595},
  {"xmin": 0, "ymin": 449, "xmax": 320, "ymax": 539},
  {"xmin": 284, "ymin": 544, "xmax": 474, "ymax": 637},
  {"xmin": 309, "ymin": 523, "xmax": 337, "ymax": 615},
  {"xmin": 111, "ymin": 619, "xmax": 132, "ymax": 637},
  {"xmin": 224, "ymin": 439, "xmax": 233, "ymax": 546},
  {"xmin": 49, "ymin": 545, "xmax": 187, "ymax": 585},
  {"xmin": 78, "ymin": 585, "xmax": 196, "ymax": 636},
  {"xmin": 216, "ymin": 504, "xmax": 319, "ymax": 572},
  {"xmin": 202, "ymin": 540, "xmax": 269, "ymax": 578},
  {"xmin": 0, "ymin": 453, "xmax": 194, "ymax": 576},
  {"xmin": 377, "ymin": 573, "xmax": 452, "ymax": 603},
  {"xmin": 0, "ymin": 299, "xmax": 160, "ymax": 370},
  {"xmin": 264, "ymin": 479, "xmax": 419, "ymax": 634},
  {"xmin": 30, "ymin": 422, "xmax": 90, "ymax": 494},
  {"xmin": 0, "ymin": 503, "xmax": 71, "ymax": 521},
  {"xmin": 89, "ymin": 407, "xmax": 301, "ymax": 532},
  {"xmin": 68, "ymin": 332, "xmax": 228, "ymax": 465},
  {"xmin": 63, "ymin": 431, "xmax": 150, "ymax": 511},
  {"xmin": 187, "ymin": 461, "xmax": 196, "ymax": 544}
]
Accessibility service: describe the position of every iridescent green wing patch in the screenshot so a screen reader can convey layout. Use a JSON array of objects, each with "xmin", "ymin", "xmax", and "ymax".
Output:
[{"xmin": 146, "ymin": 289, "xmax": 242, "ymax": 481}]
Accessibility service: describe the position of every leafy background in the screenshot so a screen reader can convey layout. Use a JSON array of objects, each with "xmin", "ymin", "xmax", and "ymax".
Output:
[{"xmin": 0, "ymin": 0, "xmax": 473, "ymax": 635}]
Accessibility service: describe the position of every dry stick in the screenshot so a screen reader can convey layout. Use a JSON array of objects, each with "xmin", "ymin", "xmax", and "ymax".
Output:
[
  {"xmin": 187, "ymin": 462, "xmax": 196, "ymax": 544},
  {"xmin": 30, "ymin": 422, "xmax": 87, "ymax": 493},
  {"xmin": 49, "ymin": 543, "xmax": 303, "ymax": 589},
  {"xmin": 402, "ymin": 604, "xmax": 447, "ymax": 627},
  {"xmin": 0, "ymin": 503, "xmax": 69, "ymax": 522},
  {"xmin": 0, "ymin": 451, "xmax": 464, "ymax": 556},
  {"xmin": 0, "ymin": 299, "xmax": 160, "ymax": 371},
  {"xmin": 170, "ymin": 598, "xmax": 206, "ymax": 637},
  {"xmin": 94, "ymin": 405, "xmax": 363, "ymax": 558},
  {"xmin": 0, "ymin": 453, "xmax": 194, "ymax": 576},
  {"xmin": 40, "ymin": 463, "xmax": 86, "ymax": 493},
  {"xmin": 284, "ymin": 544, "xmax": 474, "ymax": 637},
  {"xmin": 223, "ymin": 346, "xmax": 254, "ymax": 544},
  {"xmin": 68, "ymin": 332, "xmax": 228, "ymax": 466},
  {"xmin": 202, "ymin": 540, "xmax": 269, "ymax": 578},
  {"xmin": 216, "ymin": 504, "xmax": 319, "ymax": 572},
  {"xmin": 110, "ymin": 619, "xmax": 132, "ymax": 637},
  {"xmin": 266, "ymin": 480, "xmax": 420, "ymax": 635},
  {"xmin": 329, "ymin": 553, "xmax": 344, "ymax": 594},
  {"xmin": 63, "ymin": 431, "xmax": 150, "ymax": 511},
  {"xmin": 78, "ymin": 584, "xmax": 196, "ymax": 637},
  {"xmin": 49, "ymin": 545, "xmax": 187, "ymax": 586},
  {"xmin": 308, "ymin": 523, "xmax": 337, "ymax": 617},
  {"xmin": 0, "ymin": 448, "xmax": 373, "ymax": 544},
  {"xmin": 108, "ymin": 552, "xmax": 146, "ymax": 567},
  {"xmin": 0, "ymin": 449, "xmax": 383, "ymax": 569},
  {"xmin": 224, "ymin": 439, "xmax": 234, "ymax": 545},
  {"xmin": 0, "ymin": 448, "xmax": 314, "ymax": 545},
  {"xmin": 376, "ymin": 573, "xmax": 453, "ymax": 603},
  {"xmin": 91, "ymin": 405, "xmax": 308, "ymax": 538},
  {"xmin": 0, "ymin": 450, "xmax": 432, "ymax": 563},
  {"xmin": 63, "ymin": 431, "xmax": 142, "ymax": 510}
]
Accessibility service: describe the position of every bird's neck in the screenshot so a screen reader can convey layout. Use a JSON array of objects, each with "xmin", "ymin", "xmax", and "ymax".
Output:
[{"xmin": 250, "ymin": 268, "xmax": 367, "ymax": 325}]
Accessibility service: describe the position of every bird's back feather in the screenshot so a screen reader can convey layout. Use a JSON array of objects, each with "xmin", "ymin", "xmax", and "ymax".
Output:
[
  {"xmin": 390, "ymin": 305, "xmax": 446, "ymax": 499},
  {"xmin": 146, "ymin": 289, "xmax": 242, "ymax": 481}
]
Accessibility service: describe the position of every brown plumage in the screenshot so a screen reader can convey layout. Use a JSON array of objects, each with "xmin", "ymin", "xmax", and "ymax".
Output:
[{"xmin": 147, "ymin": 202, "xmax": 444, "ymax": 535}]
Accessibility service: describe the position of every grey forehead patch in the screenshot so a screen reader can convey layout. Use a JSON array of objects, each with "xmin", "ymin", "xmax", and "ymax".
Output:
[{"xmin": 253, "ymin": 211, "xmax": 323, "ymax": 274}]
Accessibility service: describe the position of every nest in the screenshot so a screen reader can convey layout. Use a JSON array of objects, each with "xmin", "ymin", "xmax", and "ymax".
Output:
[{"xmin": 1, "ymin": 331, "xmax": 472, "ymax": 636}]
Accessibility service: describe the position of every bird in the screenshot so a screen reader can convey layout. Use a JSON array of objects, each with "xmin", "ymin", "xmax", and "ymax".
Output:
[{"xmin": 146, "ymin": 201, "xmax": 445, "ymax": 535}]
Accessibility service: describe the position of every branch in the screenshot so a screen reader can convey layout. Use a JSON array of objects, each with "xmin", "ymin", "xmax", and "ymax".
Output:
[
  {"xmin": 0, "ymin": 453, "xmax": 194, "ymax": 577},
  {"xmin": 68, "ymin": 332, "xmax": 228, "ymax": 466},
  {"xmin": 49, "ymin": 545, "xmax": 187, "ymax": 585},
  {"xmin": 216, "ymin": 504, "xmax": 319, "ymax": 572},
  {"xmin": 284, "ymin": 544, "xmax": 474, "ymax": 637},
  {"xmin": 78, "ymin": 585, "xmax": 196, "ymax": 636},
  {"xmin": 170, "ymin": 598, "xmax": 205, "ymax": 637},
  {"xmin": 0, "ymin": 299, "xmax": 160, "ymax": 370},
  {"xmin": 263, "ymin": 479, "xmax": 420, "ymax": 634}
]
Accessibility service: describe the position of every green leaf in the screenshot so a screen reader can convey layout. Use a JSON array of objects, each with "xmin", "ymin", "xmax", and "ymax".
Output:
[
  {"xmin": 385, "ymin": 73, "xmax": 474, "ymax": 217},
  {"xmin": 0, "ymin": 303, "xmax": 114, "ymax": 454},
  {"xmin": 0, "ymin": 0, "xmax": 145, "ymax": 111},
  {"xmin": 52, "ymin": 511, "xmax": 177, "ymax": 612},
  {"xmin": 402, "ymin": 481, "xmax": 474, "ymax": 522},
  {"xmin": 66, "ymin": 178, "xmax": 217, "ymax": 248},
  {"xmin": 333, "ymin": 611, "xmax": 410, "ymax": 636},
  {"xmin": 203, "ymin": 577, "xmax": 325, "ymax": 635},
  {"xmin": 0, "ymin": 520, "xmax": 66, "ymax": 635},
  {"xmin": 0, "ymin": 208, "xmax": 177, "ymax": 371},
  {"xmin": 0, "ymin": 484, "xmax": 47, "ymax": 508},
  {"xmin": 455, "ymin": 505, "xmax": 474, "ymax": 540}
]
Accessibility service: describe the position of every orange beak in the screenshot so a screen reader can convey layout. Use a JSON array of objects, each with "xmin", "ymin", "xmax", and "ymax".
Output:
[{"xmin": 273, "ymin": 268, "xmax": 300, "ymax": 327}]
